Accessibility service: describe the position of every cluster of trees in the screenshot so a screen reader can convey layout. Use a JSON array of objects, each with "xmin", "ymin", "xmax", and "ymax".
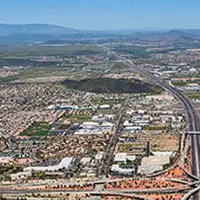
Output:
[{"xmin": 62, "ymin": 78, "xmax": 159, "ymax": 94}]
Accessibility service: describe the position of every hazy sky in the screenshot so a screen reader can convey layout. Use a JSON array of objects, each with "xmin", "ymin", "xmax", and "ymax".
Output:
[{"xmin": 0, "ymin": 0, "xmax": 200, "ymax": 30}]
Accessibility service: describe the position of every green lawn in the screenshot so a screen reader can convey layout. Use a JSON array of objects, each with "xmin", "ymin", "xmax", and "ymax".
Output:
[
  {"xmin": 0, "ymin": 75, "xmax": 19, "ymax": 84},
  {"xmin": 172, "ymin": 80, "xmax": 200, "ymax": 87},
  {"xmin": 171, "ymin": 81, "xmax": 187, "ymax": 87},
  {"xmin": 144, "ymin": 125, "xmax": 168, "ymax": 131},
  {"xmin": 59, "ymin": 123, "xmax": 71, "ymax": 130},
  {"xmin": 20, "ymin": 122, "xmax": 52, "ymax": 137},
  {"xmin": 187, "ymin": 93, "xmax": 200, "ymax": 100},
  {"xmin": 60, "ymin": 114, "xmax": 92, "ymax": 122}
]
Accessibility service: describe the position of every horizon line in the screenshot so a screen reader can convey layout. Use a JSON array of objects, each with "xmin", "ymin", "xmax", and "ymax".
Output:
[{"xmin": 0, "ymin": 22, "xmax": 200, "ymax": 32}]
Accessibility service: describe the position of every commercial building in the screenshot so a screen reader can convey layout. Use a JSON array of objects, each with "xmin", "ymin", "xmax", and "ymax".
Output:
[
  {"xmin": 10, "ymin": 171, "xmax": 32, "ymax": 181},
  {"xmin": 24, "ymin": 157, "xmax": 74, "ymax": 172}
]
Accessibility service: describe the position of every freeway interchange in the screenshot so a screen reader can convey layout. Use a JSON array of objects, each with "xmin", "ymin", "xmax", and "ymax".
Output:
[{"xmin": 109, "ymin": 49, "xmax": 200, "ymax": 199}]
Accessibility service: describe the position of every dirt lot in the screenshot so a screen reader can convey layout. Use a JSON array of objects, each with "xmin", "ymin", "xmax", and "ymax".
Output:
[
  {"xmin": 117, "ymin": 133, "xmax": 179, "ymax": 153},
  {"xmin": 150, "ymin": 133, "xmax": 179, "ymax": 151}
]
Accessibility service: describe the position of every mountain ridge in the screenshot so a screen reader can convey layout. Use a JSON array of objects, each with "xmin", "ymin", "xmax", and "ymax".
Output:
[
  {"xmin": 0, "ymin": 23, "xmax": 79, "ymax": 36},
  {"xmin": 0, "ymin": 23, "xmax": 200, "ymax": 45}
]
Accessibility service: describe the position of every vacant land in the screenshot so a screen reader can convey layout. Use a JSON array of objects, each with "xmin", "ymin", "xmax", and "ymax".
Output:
[
  {"xmin": 151, "ymin": 133, "xmax": 179, "ymax": 151},
  {"xmin": 117, "ymin": 133, "xmax": 179, "ymax": 153},
  {"xmin": 0, "ymin": 45, "xmax": 104, "ymax": 58},
  {"xmin": 114, "ymin": 45, "xmax": 151, "ymax": 59}
]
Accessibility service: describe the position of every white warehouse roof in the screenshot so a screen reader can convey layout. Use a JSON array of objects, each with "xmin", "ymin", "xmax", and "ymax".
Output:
[
  {"xmin": 99, "ymin": 104, "xmax": 110, "ymax": 109},
  {"xmin": 24, "ymin": 157, "xmax": 74, "ymax": 172},
  {"xmin": 114, "ymin": 153, "xmax": 127, "ymax": 162},
  {"xmin": 141, "ymin": 156, "xmax": 170, "ymax": 166}
]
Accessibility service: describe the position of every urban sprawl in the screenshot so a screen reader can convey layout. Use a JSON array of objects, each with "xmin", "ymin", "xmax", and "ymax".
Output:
[{"xmin": 1, "ymin": 33, "xmax": 200, "ymax": 200}]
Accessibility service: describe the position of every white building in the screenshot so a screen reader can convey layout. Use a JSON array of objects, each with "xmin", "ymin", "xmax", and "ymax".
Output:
[
  {"xmin": 95, "ymin": 152, "xmax": 104, "ymax": 160},
  {"xmin": 125, "ymin": 126, "xmax": 142, "ymax": 131},
  {"xmin": 153, "ymin": 151, "xmax": 173, "ymax": 157},
  {"xmin": 138, "ymin": 165, "xmax": 162, "ymax": 175},
  {"xmin": 114, "ymin": 153, "xmax": 127, "ymax": 163},
  {"xmin": 82, "ymin": 122, "xmax": 99, "ymax": 128},
  {"xmin": 114, "ymin": 153, "xmax": 136, "ymax": 164},
  {"xmin": 24, "ymin": 157, "xmax": 74, "ymax": 172},
  {"xmin": 99, "ymin": 104, "xmax": 110, "ymax": 109},
  {"xmin": 138, "ymin": 156, "xmax": 170, "ymax": 175},
  {"xmin": 111, "ymin": 164, "xmax": 135, "ymax": 175},
  {"xmin": 10, "ymin": 171, "xmax": 32, "ymax": 181}
]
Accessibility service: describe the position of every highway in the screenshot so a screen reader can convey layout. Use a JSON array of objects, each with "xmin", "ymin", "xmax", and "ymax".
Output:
[
  {"xmin": 100, "ymin": 98, "xmax": 129, "ymax": 176},
  {"xmin": 101, "ymin": 112, "xmax": 123, "ymax": 175},
  {"xmin": 0, "ymin": 187, "xmax": 190, "ymax": 195},
  {"xmin": 164, "ymin": 86, "xmax": 200, "ymax": 200},
  {"xmin": 107, "ymin": 49, "xmax": 200, "ymax": 199}
]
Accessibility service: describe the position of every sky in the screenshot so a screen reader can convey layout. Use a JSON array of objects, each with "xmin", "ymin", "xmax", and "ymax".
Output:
[{"xmin": 0, "ymin": 0, "xmax": 200, "ymax": 30}]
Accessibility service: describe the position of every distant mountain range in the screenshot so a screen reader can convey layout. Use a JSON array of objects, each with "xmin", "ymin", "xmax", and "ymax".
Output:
[
  {"xmin": 0, "ymin": 23, "xmax": 200, "ymax": 45},
  {"xmin": 0, "ymin": 23, "xmax": 79, "ymax": 36}
]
